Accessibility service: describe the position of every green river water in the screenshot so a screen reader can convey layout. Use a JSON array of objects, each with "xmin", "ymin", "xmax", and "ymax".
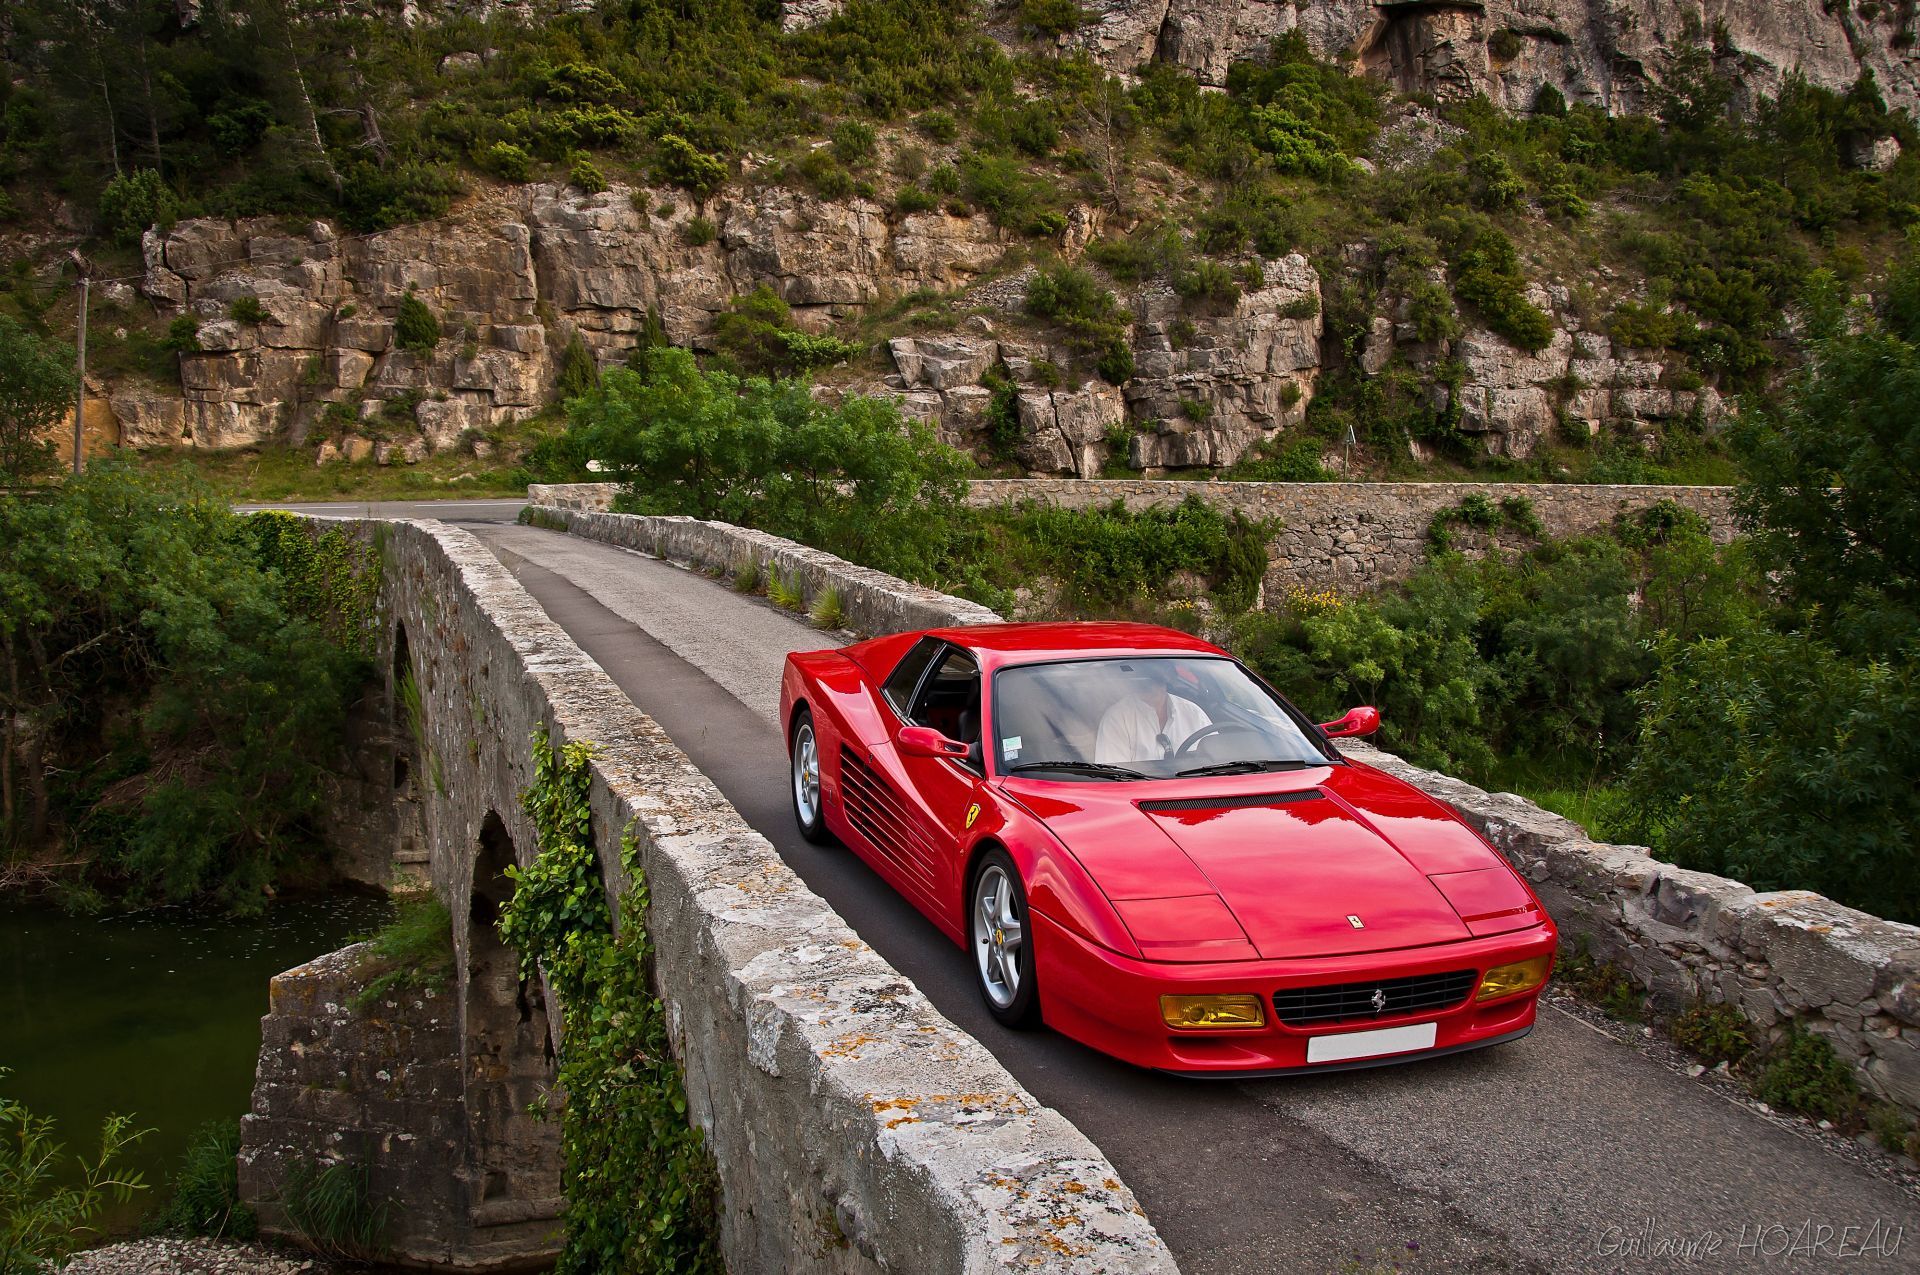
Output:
[{"xmin": 0, "ymin": 893, "xmax": 393, "ymax": 1233}]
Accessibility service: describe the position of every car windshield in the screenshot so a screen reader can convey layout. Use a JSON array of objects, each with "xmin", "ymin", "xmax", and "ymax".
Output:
[{"xmin": 991, "ymin": 656, "xmax": 1331, "ymax": 781}]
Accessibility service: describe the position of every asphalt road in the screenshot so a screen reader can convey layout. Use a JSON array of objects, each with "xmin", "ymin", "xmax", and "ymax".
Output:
[{"xmin": 278, "ymin": 500, "xmax": 1920, "ymax": 1274}]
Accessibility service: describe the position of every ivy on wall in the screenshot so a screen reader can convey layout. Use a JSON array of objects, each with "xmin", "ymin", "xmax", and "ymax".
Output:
[{"xmin": 496, "ymin": 728, "xmax": 722, "ymax": 1274}]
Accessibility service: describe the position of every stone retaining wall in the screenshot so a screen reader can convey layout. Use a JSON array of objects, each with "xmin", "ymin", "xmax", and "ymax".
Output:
[
  {"xmin": 313, "ymin": 517, "xmax": 1170, "ymax": 1273},
  {"xmin": 524, "ymin": 500, "xmax": 1920, "ymax": 1119},
  {"xmin": 528, "ymin": 479, "xmax": 1737, "ymax": 594},
  {"xmin": 966, "ymin": 478, "xmax": 1738, "ymax": 593}
]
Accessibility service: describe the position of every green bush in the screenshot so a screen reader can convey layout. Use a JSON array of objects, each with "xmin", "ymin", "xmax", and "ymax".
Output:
[
  {"xmin": 1752, "ymin": 1025, "xmax": 1859, "ymax": 1122},
  {"xmin": 571, "ymin": 348, "xmax": 972, "ymax": 582},
  {"xmin": 0, "ymin": 313, "xmax": 76, "ymax": 482},
  {"xmin": 152, "ymin": 1119, "xmax": 255, "ymax": 1239},
  {"xmin": 831, "ymin": 120, "xmax": 877, "ymax": 167},
  {"xmin": 348, "ymin": 896, "xmax": 453, "ymax": 1012},
  {"xmin": 1451, "ymin": 227, "xmax": 1555, "ymax": 351},
  {"xmin": 1019, "ymin": 0, "xmax": 1086, "ymax": 38},
  {"xmin": 394, "ymin": 290, "xmax": 441, "ymax": 355},
  {"xmin": 683, "ymin": 215, "xmax": 718, "ymax": 246},
  {"xmin": 653, "ymin": 134, "xmax": 728, "ymax": 197},
  {"xmin": 568, "ymin": 155, "xmax": 609, "ymax": 194},
  {"xmin": 1, "ymin": 1075, "xmax": 148, "ymax": 1269},
  {"xmin": 1024, "ymin": 262, "xmax": 1135, "ymax": 383},
  {"xmin": 554, "ymin": 333, "xmax": 600, "ymax": 403},
  {"xmin": 227, "ymin": 296, "xmax": 269, "ymax": 325},
  {"xmin": 475, "ymin": 141, "xmax": 533, "ymax": 183},
  {"xmin": 1670, "ymin": 1002, "xmax": 1755, "ymax": 1067},
  {"xmin": 997, "ymin": 496, "xmax": 1267, "ymax": 614},
  {"xmin": 97, "ymin": 169, "xmax": 180, "ymax": 244},
  {"xmin": 709, "ymin": 285, "xmax": 860, "ymax": 378}
]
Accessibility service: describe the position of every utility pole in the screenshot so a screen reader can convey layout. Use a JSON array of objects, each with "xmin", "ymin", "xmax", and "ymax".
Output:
[{"xmin": 69, "ymin": 250, "xmax": 92, "ymax": 475}]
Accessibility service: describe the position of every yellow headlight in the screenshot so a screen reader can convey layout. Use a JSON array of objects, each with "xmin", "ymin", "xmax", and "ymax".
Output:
[
  {"xmin": 1476, "ymin": 956, "xmax": 1552, "ymax": 1001},
  {"xmin": 1160, "ymin": 993, "xmax": 1266, "ymax": 1030}
]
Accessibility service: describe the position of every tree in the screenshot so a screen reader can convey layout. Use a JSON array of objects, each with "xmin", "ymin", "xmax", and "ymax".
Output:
[
  {"xmin": 568, "ymin": 348, "xmax": 971, "ymax": 580},
  {"xmin": 1734, "ymin": 258, "xmax": 1920, "ymax": 657},
  {"xmin": 0, "ymin": 1073, "xmax": 148, "ymax": 1273},
  {"xmin": 0, "ymin": 316, "xmax": 76, "ymax": 482}
]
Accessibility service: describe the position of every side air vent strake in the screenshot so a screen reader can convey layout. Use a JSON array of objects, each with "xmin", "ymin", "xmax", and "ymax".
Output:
[{"xmin": 1139, "ymin": 790, "xmax": 1323, "ymax": 814}]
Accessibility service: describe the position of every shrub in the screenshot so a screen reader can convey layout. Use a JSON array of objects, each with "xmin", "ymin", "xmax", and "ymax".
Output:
[
  {"xmin": 567, "ymin": 155, "xmax": 609, "ymax": 194},
  {"xmin": 152, "ymin": 1120, "xmax": 256, "ymax": 1239},
  {"xmin": 161, "ymin": 316, "xmax": 203, "ymax": 354},
  {"xmin": 279, "ymin": 1158, "xmax": 387, "ymax": 1260},
  {"xmin": 0, "ymin": 1077, "xmax": 148, "ymax": 1269},
  {"xmin": 554, "ymin": 333, "xmax": 600, "ymax": 403},
  {"xmin": 1488, "ymin": 29, "xmax": 1524, "ymax": 62},
  {"xmin": 893, "ymin": 183, "xmax": 939, "ymax": 215},
  {"xmin": 1752, "ymin": 1025, "xmax": 1859, "ymax": 1122},
  {"xmin": 1172, "ymin": 257, "xmax": 1242, "ymax": 311},
  {"xmin": 0, "ymin": 314, "xmax": 76, "ymax": 482},
  {"xmin": 571, "ymin": 348, "xmax": 972, "ymax": 582},
  {"xmin": 1670, "ymin": 1001, "xmax": 1755, "ymax": 1067},
  {"xmin": 731, "ymin": 559, "xmax": 763, "ymax": 593},
  {"xmin": 97, "ymin": 169, "xmax": 179, "ymax": 244},
  {"xmin": 653, "ymin": 134, "xmax": 728, "ymax": 197},
  {"xmin": 683, "ymin": 215, "xmax": 718, "ymax": 246},
  {"xmin": 475, "ymin": 141, "xmax": 533, "ymax": 183},
  {"xmin": 916, "ymin": 110, "xmax": 959, "ymax": 143},
  {"xmin": 1025, "ymin": 262, "xmax": 1134, "ymax": 383},
  {"xmin": 1451, "ymin": 228, "xmax": 1555, "ymax": 351},
  {"xmin": 766, "ymin": 572, "xmax": 805, "ymax": 611},
  {"xmin": 710, "ymin": 285, "xmax": 860, "ymax": 378},
  {"xmin": 830, "ymin": 120, "xmax": 877, "ymax": 167},
  {"xmin": 227, "ymin": 296, "xmax": 269, "ymax": 325},
  {"xmin": 1019, "ymin": 0, "xmax": 1086, "ymax": 38},
  {"xmin": 1867, "ymin": 1102, "xmax": 1915, "ymax": 1154},
  {"xmin": 1228, "ymin": 438, "xmax": 1331, "ymax": 481},
  {"xmin": 394, "ymin": 290, "xmax": 441, "ymax": 355},
  {"xmin": 348, "ymin": 896, "xmax": 452, "ymax": 1011}
]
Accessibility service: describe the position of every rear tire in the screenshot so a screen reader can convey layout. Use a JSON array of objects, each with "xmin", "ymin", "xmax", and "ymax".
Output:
[
  {"xmin": 789, "ymin": 708, "xmax": 833, "ymax": 845},
  {"xmin": 970, "ymin": 849, "xmax": 1040, "ymax": 1029}
]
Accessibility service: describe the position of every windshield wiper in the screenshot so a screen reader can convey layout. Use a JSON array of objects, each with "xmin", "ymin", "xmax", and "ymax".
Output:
[
  {"xmin": 1007, "ymin": 760, "xmax": 1149, "ymax": 780},
  {"xmin": 1175, "ymin": 759, "xmax": 1315, "ymax": 778}
]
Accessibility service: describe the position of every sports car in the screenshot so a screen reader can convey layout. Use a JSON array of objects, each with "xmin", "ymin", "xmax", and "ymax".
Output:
[{"xmin": 778, "ymin": 621, "xmax": 1556, "ymax": 1075}]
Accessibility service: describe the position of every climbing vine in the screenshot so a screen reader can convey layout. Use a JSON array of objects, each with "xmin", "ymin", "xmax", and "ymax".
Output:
[
  {"xmin": 248, "ymin": 510, "xmax": 384, "ymax": 657},
  {"xmin": 495, "ymin": 728, "xmax": 722, "ymax": 1274}
]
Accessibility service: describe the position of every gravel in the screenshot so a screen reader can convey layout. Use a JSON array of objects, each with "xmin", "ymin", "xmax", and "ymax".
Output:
[{"xmin": 64, "ymin": 1238, "xmax": 337, "ymax": 1275}]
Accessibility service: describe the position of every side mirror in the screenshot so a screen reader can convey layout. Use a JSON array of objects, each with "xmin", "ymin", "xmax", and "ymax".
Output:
[
  {"xmin": 898, "ymin": 725, "xmax": 972, "ymax": 759},
  {"xmin": 1319, "ymin": 706, "xmax": 1380, "ymax": 738}
]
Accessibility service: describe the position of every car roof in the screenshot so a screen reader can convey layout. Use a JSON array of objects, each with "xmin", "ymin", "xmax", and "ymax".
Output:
[{"xmin": 924, "ymin": 621, "xmax": 1225, "ymax": 666}]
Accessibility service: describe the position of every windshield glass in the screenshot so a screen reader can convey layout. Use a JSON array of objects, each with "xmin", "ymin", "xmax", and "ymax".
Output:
[{"xmin": 991, "ymin": 656, "xmax": 1331, "ymax": 781}]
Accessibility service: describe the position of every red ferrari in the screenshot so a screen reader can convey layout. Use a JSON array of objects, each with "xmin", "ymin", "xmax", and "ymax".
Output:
[{"xmin": 779, "ymin": 622, "xmax": 1556, "ymax": 1075}]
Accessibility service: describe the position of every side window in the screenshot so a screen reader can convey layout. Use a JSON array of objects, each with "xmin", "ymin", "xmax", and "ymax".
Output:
[
  {"xmin": 910, "ymin": 648, "xmax": 982, "ymax": 753},
  {"xmin": 882, "ymin": 637, "xmax": 942, "ymax": 718}
]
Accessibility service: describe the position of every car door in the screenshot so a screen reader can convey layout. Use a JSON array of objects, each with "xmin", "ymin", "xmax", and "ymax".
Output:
[{"xmin": 892, "ymin": 644, "xmax": 988, "ymax": 934}]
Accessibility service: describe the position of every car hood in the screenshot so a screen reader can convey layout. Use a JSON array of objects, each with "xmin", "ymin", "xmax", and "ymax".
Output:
[{"xmin": 1006, "ymin": 761, "xmax": 1540, "ymax": 960}]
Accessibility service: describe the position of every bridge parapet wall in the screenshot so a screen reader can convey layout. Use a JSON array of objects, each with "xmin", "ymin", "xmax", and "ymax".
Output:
[
  {"xmin": 273, "ymin": 517, "xmax": 1170, "ymax": 1273},
  {"xmin": 528, "ymin": 501, "xmax": 1920, "ymax": 1121}
]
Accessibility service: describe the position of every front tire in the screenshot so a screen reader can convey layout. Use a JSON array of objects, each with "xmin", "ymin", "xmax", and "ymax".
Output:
[
  {"xmin": 970, "ymin": 849, "xmax": 1040, "ymax": 1028},
  {"xmin": 790, "ymin": 708, "xmax": 832, "ymax": 845}
]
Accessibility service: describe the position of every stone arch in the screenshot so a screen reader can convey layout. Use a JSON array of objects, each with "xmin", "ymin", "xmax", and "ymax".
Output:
[{"xmin": 462, "ymin": 812, "xmax": 561, "ymax": 1231}]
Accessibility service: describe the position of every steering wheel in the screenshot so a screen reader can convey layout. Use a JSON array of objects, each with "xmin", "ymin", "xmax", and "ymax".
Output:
[{"xmin": 1172, "ymin": 723, "xmax": 1225, "ymax": 757}]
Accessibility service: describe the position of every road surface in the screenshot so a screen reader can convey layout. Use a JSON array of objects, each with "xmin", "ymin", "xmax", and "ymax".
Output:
[{"xmin": 275, "ymin": 500, "xmax": 1920, "ymax": 1274}]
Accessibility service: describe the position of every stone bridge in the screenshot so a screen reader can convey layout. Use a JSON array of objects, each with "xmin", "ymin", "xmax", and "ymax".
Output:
[
  {"xmin": 237, "ymin": 498, "xmax": 1920, "ymax": 1275},
  {"xmin": 235, "ymin": 515, "xmax": 1171, "ymax": 1273}
]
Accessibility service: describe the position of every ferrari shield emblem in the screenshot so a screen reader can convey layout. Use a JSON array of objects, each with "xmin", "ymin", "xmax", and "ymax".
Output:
[
  {"xmin": 964, "ymin": 802, "xmax": 981, "ymax": 830},
  {"xmin": 1347, "ymin": 914, "xmax": 1365, "ymax": 929}
]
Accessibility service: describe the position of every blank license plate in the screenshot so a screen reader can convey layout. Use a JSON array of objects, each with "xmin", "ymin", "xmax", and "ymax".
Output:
[{"xmin": 1306, "ymin": 1021, "xmax": 1438, "ymax": 1064}]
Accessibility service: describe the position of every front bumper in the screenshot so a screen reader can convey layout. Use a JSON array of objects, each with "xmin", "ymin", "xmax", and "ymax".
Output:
[{"xmin": 1032, "ymin": 910, "xmax": 1556, "ymax": 1075}]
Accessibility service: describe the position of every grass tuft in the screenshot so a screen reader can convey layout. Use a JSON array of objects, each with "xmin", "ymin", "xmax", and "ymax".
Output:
[
  {"xmin": 731, "ymin": 558, "xmax": 764, "ymax": 594},
  {"xmin": 349, "ymin": 895, "xmax": 453, "ymax": 1011},
  {"xmin": 766, "ymin": 572, "xmax": 806, "ymax": 611},
  {"xmin": 809, "ymin": 586, "xmax": 846, "ymax": 630},
  {"xmin": 151, "ymin": 1119, "xmax": 255, "ymax": 1240}
]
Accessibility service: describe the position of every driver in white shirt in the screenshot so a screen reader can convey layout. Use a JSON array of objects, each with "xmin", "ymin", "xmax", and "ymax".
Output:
[{"xmin": 1094, "ymin": 664, "xmax": 1210, "ymax": 765}]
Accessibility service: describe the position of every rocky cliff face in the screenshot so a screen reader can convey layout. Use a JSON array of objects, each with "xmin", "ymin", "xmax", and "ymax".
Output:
[
  {"xmin": 1063, "ymin": 1, "xmax": 1920, "ymax": 114},
  {"xmin": 123, "ymin": 173, "xmax": 1717, "ymax": 473}
]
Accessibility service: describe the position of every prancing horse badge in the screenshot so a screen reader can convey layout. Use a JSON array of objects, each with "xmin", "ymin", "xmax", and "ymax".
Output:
[
  {"xmin": 965, "ymin": 802, "xmax": 981, "ymax": 830},
  {"xmin": 1347, "ymin": 914, "xmax": 1365, "ymax": 929}
]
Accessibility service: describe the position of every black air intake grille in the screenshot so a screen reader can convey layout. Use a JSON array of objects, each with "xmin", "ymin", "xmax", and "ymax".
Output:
[
  {"xmin": 1139, "ymin": 790, "xmax": 1322, "ymax": 814},
  {"xmin": 1272, "ymin": 969, "xmax": 1478, "ymax": 1027}
]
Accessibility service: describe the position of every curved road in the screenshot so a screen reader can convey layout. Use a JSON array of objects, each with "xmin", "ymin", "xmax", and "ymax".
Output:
[{"xmin": 274, "ymin": 500, "xmax": 1920, "ymax": 1274}]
